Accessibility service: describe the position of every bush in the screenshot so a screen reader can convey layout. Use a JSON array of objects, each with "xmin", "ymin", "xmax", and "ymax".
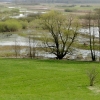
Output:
[
  {"xmin": 5, "ymin": 19, "xmax": 22, "ymax": 32},
  {"xmin": 20, "ymin": 21, "xmax": 28, "ymax": 29},
  {"xmin": 87, "ymin": 67, "xmax": 98, "ymax": 86},
  {"xmin": 0, "ymin": 22, "xmax": 6, "ymax": 32},
  {"xmin": 67, "ymin": 5, "xmax": 76, "ymax": 7},
  {"xmin": 0, "ymin": 19, "xmax": 22, "ymax": 32},
  {"xmin": 27, "ymin": 13, "xmax": 41, "ymax": 18},
  {"xmin": 80, "ymin": 5, "xmax": 91, "ymax": 7},
  {"xmin": 19, "ymin": 17, "xmax": 35, "ymax": 23},
  {"xmin": 64, "ymin": 9, "xmax": 74, "ymax": 12},
  {"xmin": 19, "ymin": 13, "xmax": 41, "ymax": 23},
  {"xmin": 11, "ymin": 8, "xmax": 19, "ymax": 14}
]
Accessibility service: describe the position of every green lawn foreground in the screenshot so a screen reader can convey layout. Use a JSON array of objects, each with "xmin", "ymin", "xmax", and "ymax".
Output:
[{"xmin": 0, "ymin": 59, "xmax": 100, "ymax": 100}]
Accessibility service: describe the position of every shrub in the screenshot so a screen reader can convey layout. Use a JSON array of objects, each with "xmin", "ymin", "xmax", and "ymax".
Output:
[
  {"xmin": 64, "ymin": 9, "xmax": 74, "ymax": 12},
  {"xmin": 87, "ymin": 67, "xmax": 98, "ymax": 86},
  {"xmin": 80, "ymin": 5, "xmax": 91, "ymax": 7},
  {"xmin": 0, "ymin": 19, "xmax": 22, "ymax": 32},
  {"xmin": 5, "ymin": 19, "xmax": 22, "ymax": 32},
  {"xmin": 20, "ymin": 21, "xmax": 28, "ymax": 29},
  {"xmin": 0, "ymin": 22, "xmax": 6, "ymax": 32}
]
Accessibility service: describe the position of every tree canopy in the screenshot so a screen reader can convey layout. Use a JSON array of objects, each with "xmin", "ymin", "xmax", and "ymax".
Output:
[{"xmin": 40, "ymin": 10, "xmax": 80, "ymax": 59}]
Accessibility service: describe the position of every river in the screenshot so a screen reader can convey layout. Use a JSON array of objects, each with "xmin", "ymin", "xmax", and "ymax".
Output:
[{"xmin": 0, "ymin": 27, "xmax": 100, "ymax": 60}]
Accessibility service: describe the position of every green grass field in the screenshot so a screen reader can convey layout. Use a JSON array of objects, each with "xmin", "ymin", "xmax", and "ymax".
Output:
[{"xmin": 0, "ymin": 59, "xmax": 100, "ymax": 100}]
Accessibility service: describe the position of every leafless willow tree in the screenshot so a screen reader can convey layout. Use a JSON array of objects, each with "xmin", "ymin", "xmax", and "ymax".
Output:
[
  {"xmin": 83, "ymin": 12, "xmax": 97, "ymax": 61},
  {"xmin": 28, "ymin": 36, "xmax": 36, "ymax": 59},
  {"xmin": 14, "ymin": 39, "xmax": 21, "ymax": 58},
  {"xmin": 40, "ymin": 10, "xmax": 80, "ymax": 59},
  {"xmin": 95, "ymin": 8, "xmax": 100, "ymax": 61}
]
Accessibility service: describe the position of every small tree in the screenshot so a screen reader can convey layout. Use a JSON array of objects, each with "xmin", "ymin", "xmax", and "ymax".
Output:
[
  {"xmin": 95, "ymin": 8, "xmax": 100, "ymax": 62},
  {"xmin": 83, "ymin": 12, "xmax": 97, "ymax": 61},
  {"xmin": 28, "ymin": 36, "xmax": 32, "ymax": 59},
  {"xmin": 14, "ymin": 39, "xmax": 21, "ymax": 58},
  {"xmin": 28, "ymin": 36, "xmax": 36, "ymax": 59},
  {"xmin": 87, "ymin": 67, "xmax": 98, "ymax": 86}
]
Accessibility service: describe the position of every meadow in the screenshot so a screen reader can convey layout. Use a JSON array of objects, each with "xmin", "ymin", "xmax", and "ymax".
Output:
[
  {"xmin": 0, "ymin": 3, "xmax": 100, "ymax": 100},
  {"xmin": 0, "ymin": 59, "xmax": 100, "ymax": 100}
]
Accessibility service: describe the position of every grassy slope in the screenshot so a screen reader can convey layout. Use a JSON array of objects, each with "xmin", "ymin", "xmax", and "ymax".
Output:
[{"xmin": 0, "ymin": 59, "xmax": 100, "ymax": 100}]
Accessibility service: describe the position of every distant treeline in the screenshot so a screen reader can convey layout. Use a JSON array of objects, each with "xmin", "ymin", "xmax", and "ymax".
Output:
[{"xmin": 10, "ymin": 0, "xmax": 100, "ymax": 4}]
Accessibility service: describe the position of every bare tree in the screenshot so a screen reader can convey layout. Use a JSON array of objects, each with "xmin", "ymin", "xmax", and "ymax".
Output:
[
  {"xmin": 83, "ymin": 12, "xmax": 96, "ymax": 61},
  {"xmin": 95, "ymin": 9, "xmax": 100, "ymax": 62},
  {"xmin": 40, "ymin": 11, "xmax": 80, "ymax": 59},
  {"xmin": 28, "ymin": 36, "xmax": 32, "ymax": 59},
  {"xmin": 87, "ymin": 67, "xmax": 98, "ymax": 86},
  {"xmin": 28, "ymin": 36, "xmax": 36, "ymax": 59},
  {"xmin": 14, "ymin": 39, "xmax": 21, "ymax": 58}
]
